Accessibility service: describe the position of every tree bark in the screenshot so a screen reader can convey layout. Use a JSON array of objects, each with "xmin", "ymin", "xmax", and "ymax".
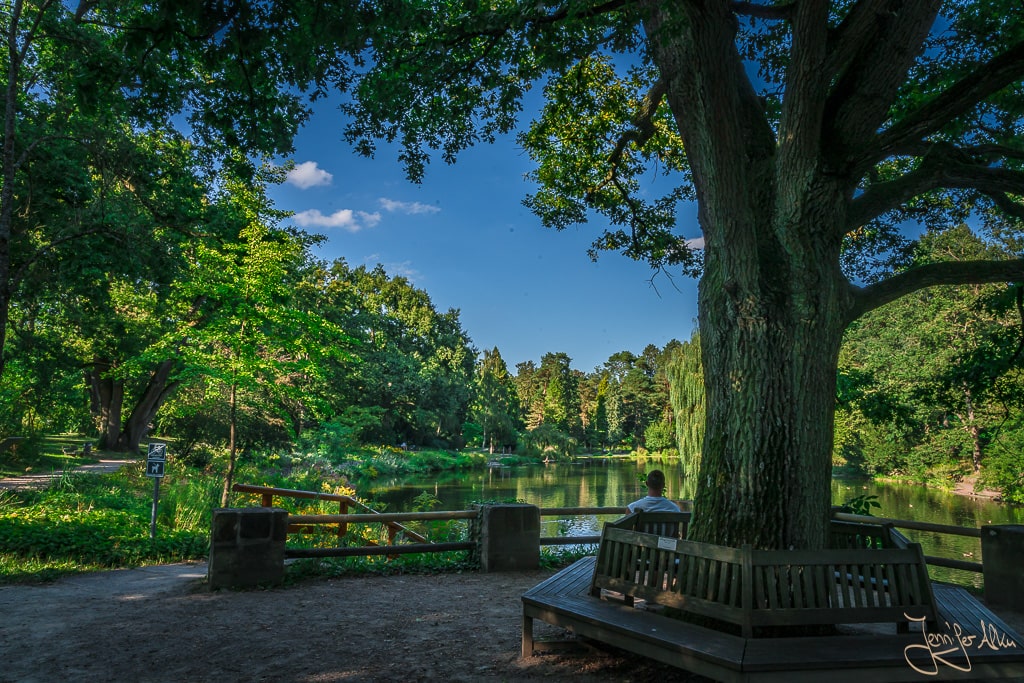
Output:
[
  {"xmin": 0, "ymin": 0, "xmax": 25, "ymax": 379},
  {"xmin": 89, "ymin": 359, "xmax": 123, "ymax": 450}
]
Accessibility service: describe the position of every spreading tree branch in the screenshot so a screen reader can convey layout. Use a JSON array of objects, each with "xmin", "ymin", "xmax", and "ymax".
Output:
[
  {"xmin": 593, "ymin": 77, "xmax": 668, "ymax": 196},
  {"xmin": 987, "ymin": 191, "xmax": 1024, "ymax": 222},
  {"xmin": 848, "ymin": 259, "xmax": 1024, "ymax": 323},
  {"xmin": 847, "ymin": 143, "xmax": 1024, "ymax": 228},
  {"xmin": 825, "ymin": 0, "xmax": 894, "ymax": 81},
  {"xmin": 864, "ymin": 40, "xmax": 1024, "ymax": 171}
]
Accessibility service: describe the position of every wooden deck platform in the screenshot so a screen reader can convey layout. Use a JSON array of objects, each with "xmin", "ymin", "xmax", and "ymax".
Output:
[{"xmin": 522, "ymin": 556, "xmax": 1024, "ymax": 682}]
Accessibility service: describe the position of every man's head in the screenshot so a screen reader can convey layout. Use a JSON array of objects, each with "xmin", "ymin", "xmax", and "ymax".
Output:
[{"xmin": 645, "ymin": 470, "xmax": 666, "ymax": 493}]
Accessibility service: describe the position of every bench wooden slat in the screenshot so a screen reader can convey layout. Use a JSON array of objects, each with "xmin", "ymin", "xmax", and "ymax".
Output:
[
  {"xmin": 684, "ymin": 552, "xmax": 697, "ymax": 597},
  {"xmin": 591, "ymin": 514, "xmax": 940, "ymax": 636},
  {"xmin": 724, "ymin": 561, "xmax": 736, "ymax": 603}
]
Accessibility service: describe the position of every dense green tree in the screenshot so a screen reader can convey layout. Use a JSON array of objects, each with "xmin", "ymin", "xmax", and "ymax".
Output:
[
  {"xmin": 643, "ymin": 419, "xmax": 675, "ymax": 452},
  {"xmin": 471, "ymin": 347, "xmax": 519, "ymax": 452},
  {"xmin": 170, "ymin": 170, "xmax": 346, "ymax": 505},
  {"xmin": 0, "ymin": 1, "xmax": 345, "ymax": 381},
  {"xmin": 839, "ymin": 227, "xmax": 1024, "ymax": 481},
  {"xmin": 332, "ymin": 0, "xmax": 1024, "ymax": 549},
  {"xmin": 513, "ymin": 360, "xmax": 545, "ymax": 431},
  {"xmin": 418, "ymin": 309, "xmax": 476, "ymax": 444},
  {"xmin": 2, "ymin": 126, "xmax": 222, "ymax": 449},
  {"xmin": 539, "ymin": 352, "xmax": 581, "ymax": 436},
  {"xmin": 317, "ymin": 260, "xmax": 476, "ymax": 446},
  {"xmin": 595, "ymin": 349, "xmax": 667, "ymax": 447},
  {"xmin": 591, "ymin": 375, "xmax": 612, "ymax": 450}
]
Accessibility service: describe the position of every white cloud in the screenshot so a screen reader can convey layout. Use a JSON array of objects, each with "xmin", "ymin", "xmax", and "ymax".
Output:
[
  {"xmin": 386, "ymin": 261, "xmax": 421, "ymax": 280},
  {"xmin": 360, "ymin": 256, "xmax": 421, "ymax": 282},
  {"xmin": 685, "ymin": 236, "xmax": 705, "ymax": 250},
  {"xmin": 379, "ymin": 197, "xmax": 441, "ymax": 215},
  {"xmin": 292, "ymin": 209, "xmax": 382, "ymax": 232},
  {"xmin": 286, "ymin": 161, "xmax": 333, "ymax": 189}
]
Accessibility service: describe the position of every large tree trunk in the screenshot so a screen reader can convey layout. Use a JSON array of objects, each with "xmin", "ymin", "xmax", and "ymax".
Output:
[
  {"xmin": 89, "ymin": 359, "xmax": 124, "ymax": 450},
  {"xmin": 115, "ymin": 359, "xmax": 179, "ymax": 452},
  {"xmin": 644, "ymin": 0, "xmax": 854, "ymax": 550},
  {"xmin": 89, "ymin": 358, "xmax": 178, "ymax": 453},
  {"xmin": 690, "ymin": 232, "xmax": 849, "ymax": 549},
  {"xmin": 959, "ymin": 386, "xmax": 983, "ymax": 473}
]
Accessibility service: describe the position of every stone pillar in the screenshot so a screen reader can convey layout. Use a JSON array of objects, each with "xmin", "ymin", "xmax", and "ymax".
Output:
[
  {"xmin": 981, "ymin": 524, "xmax": 1024, "ymax": 610},
  {"xmin": 474, "ymin": 504, "xmax": 540, "ymax": 572},
  {"xmin": 208, "ymin": 508, "xmax": 287, "ymax": 590}
]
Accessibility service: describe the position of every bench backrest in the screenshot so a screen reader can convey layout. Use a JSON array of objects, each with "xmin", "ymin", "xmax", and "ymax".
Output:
[
  {"xmin": 606, "ymin": 510, "xmax": 691, "ymax": 540},
  {"xmin": 591, "ymin": 516, "xmax": 938, "ymax": 638}
]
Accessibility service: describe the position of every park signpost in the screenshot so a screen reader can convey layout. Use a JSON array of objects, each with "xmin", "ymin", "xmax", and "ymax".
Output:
[{"xmin": 146, "ymin": 443, "xmax": 166, "ymax": 539}]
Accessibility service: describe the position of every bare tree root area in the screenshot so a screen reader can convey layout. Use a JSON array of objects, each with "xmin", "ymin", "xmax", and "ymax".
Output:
[{"xmin": 0, "ymin": 563, "xmax": 703, "ymax": 682}]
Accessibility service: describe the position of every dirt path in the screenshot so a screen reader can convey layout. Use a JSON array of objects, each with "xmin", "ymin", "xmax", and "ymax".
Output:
[
  {"xmin": 3, "ymin": 561, "xmax": 1023, "ymax": 682},
  {"xmin": 0, "ymin": 562, "xmax": 695, "ymax": 683},
  {"xmin": 0, "ymin": 458, "xmax": 136, "ymax": 491}
]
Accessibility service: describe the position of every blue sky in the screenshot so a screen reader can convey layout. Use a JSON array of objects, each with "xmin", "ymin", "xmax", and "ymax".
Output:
[{"xmin": 267, "ymin": 98, "xmax": 701, "ymax": 373}]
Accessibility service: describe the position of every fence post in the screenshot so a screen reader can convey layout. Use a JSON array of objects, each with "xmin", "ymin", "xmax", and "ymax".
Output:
[
  {"xmin": 471, "ymin": 503, "xmax": 540, "ymax": 572},
  {"xmin": 208, "ymin": 507, "xmax": 288, "ymax": 590},
  {"xmin": 981, "ymin": 524, "xmax": 1024, "ymax": 610}
]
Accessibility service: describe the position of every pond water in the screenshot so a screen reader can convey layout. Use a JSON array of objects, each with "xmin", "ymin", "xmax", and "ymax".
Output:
[{"xmin": 356, "ymin": 457, "xmax": 1023, "ymax": 587}]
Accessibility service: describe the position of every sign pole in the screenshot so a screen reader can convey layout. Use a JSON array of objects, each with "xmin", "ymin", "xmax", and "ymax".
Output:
[
  {"xmin": 150, "ymin": 476, "xmax": 160, "ymax": 540},
  {"xmin": 145, "ymin": 442, "xmax": 167, "ymax": 540}
]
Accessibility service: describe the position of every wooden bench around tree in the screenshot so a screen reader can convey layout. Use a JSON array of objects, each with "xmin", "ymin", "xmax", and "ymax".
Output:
[
  {"xmin": 591, "ymin": 512, "xmax": 938, "ymax": 637},
  {"xmin": 523, "ymin": 513, "xmax": 1024, "ymax": 681}
]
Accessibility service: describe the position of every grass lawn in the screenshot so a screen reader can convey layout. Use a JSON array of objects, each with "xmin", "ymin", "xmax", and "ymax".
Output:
[{"xmin": 0, "ymin": 434, "xmax": 100, "ymax": 478}]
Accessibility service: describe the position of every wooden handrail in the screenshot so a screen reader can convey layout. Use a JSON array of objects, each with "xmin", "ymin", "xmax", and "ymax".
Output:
[
  {"xmin": 291, "ymin": 511, "xmax": 478, "ymax": 524},
  {"xmin": 540, "ymin": 506, "xmax": 627, "ymax": 515},
  {"xmin": 832, "ymin": 511, "xmax": 983, "ymax": 538},
  {"xmin": 232, "ymin": 483, "xmax": 429, "ymax": 544},
  {"xmin": 287, "ymin": 542, "xmax": 475, "ymax": 559}
]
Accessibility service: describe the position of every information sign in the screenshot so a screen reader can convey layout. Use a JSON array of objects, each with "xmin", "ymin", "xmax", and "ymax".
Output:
[{"xmin": 146, "ymin": 442, "xmax": 166, "ymax": 479}]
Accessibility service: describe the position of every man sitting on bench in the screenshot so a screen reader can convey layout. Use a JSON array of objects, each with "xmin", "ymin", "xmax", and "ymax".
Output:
[{"xmin": 627, "ymin": 470, "xmax": 681, "ymax": 513}]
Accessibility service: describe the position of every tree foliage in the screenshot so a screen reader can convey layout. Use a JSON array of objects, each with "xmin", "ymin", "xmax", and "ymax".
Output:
[
  {"xmin": 312, "ymin": 260, "xmax": 477, "ymax": 448},
  {"xmin": 838, "ymin": 227, "xmax": 1024, "ymax": 483},
  {"xmin": 0, "ymin": 0, "xmax": 354, "ymax": 379}
]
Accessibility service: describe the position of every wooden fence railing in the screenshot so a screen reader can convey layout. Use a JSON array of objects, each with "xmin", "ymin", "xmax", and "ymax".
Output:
[
  {"xmin": 232, "ymin": 484, "xmax": 987, "ymax": 573},
  {"xmin": 233, "ymin": 483, "xmax": 431, "ymax": 545},
  {"xmin": 832, "ymin": 511, "xmax": 983, "ymax": 573}
]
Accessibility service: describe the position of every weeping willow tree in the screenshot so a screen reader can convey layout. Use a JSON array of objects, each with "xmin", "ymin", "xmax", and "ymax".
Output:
[{"xmin": 667, "ymin": 332, "xmax": 704, "ymax": 477}]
